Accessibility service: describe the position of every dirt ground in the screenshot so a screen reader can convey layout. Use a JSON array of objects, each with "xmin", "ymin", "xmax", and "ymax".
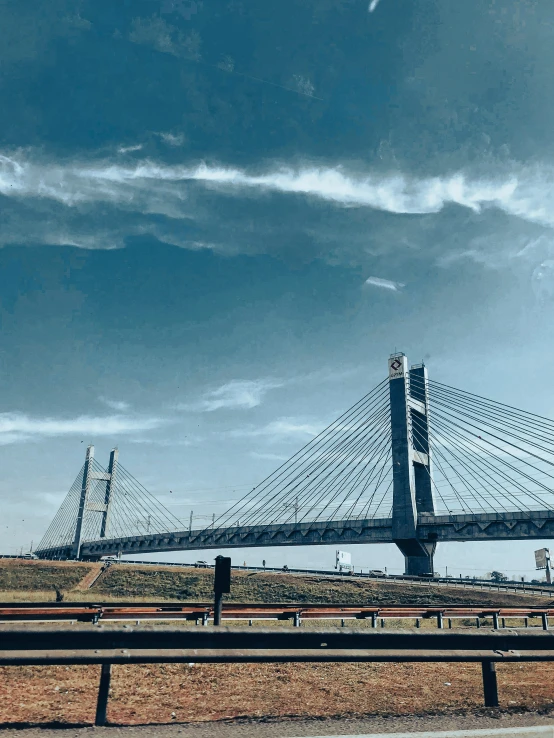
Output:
[
  {"xmin": 3, "ymin": 712, "xmax": 554, "ymax": 738},
  {"xmin": 2, "ymin": 661, "xmax": 554, "ymax": 726}
]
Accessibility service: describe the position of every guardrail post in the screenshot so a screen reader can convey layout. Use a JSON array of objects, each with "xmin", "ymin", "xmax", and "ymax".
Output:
[
  {"xmin": 437, "ymin": 612, "xmax": 444, "ymax": 629},
  {"xmin": 448, "ymin": 618, "xmax": 452, "ymax": 629},
  {"xmin": 501, "ymin": 618, "xmax": 506, "ymax": 629},
  {"xmin": 371, "ymin": 612, "xmax": 378, "ymax": 628},
  {"xmin": 341, "ymin": 619, "xmax": 345, "ymax": 628},
  {"xmin": 476, "ymin": 617, "xmax": 480, "ymax": 628},
  {"xmin": 381, "ymin": 618, "xmax": 385, "ymax": 628},
  {"xmin": 492, "ymin": 613, "xmax": 499, "ymax": 630},
  {"xmin": 415, "ymin": 618, "xmax": 420, "ymax": 629},
  {"xmin": 201, "ymin": 612, "xmax": 209, "ymax": 626},
  {"xmin": 481, "ymin": 660, "xmax": 499, "ymax": 707},
  {"xmin": 293, "ymin": 612, "xmax": 301, "ymax": 627},
  {"xmin": 95, "ymin": 663, "xmax": 112, "ymax": 726},
  {"xmin": 542, "ymin": 613, "xmax": 549, "ymax": 631},
  {"xmin": 525, "ymin": 617, "xmax": 529, "ymax": 628}
]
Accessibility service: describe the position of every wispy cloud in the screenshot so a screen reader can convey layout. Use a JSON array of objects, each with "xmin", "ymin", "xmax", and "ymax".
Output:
[
  {"xmin": 117, "ymin": 144, "xmax": 143, "ymax": 154},
  {"xmin": 250, "ymin": 451, "xmax": 290, "ymax": 462},
  {"xmin": 0, "ymin": 413, "xmax": 164, "ymax": 445},
  {"xmin": 0, "ymin": 152, "xmax": 540, "ymax": 219},
  {"xmin": 98, "ymin": 397, "xmax": 130, "ymax": 412},
  {"xmin": 180, "ymin": 379, "xmax": 283, "ymax": 412},
  {"xmin": 4, "ymin": 151, "xmax": 554, "ymax": 251},
  {"xmin": 156, "ymin": 132, "xmax": 185, "ymax": 147},
  {"xmin": 228, "ymin": 418, "xmax": 323, "ymax": 441},
  {"xmin": 368, "ymin": 0, "xmax": 382, "ymax": 11},
  {"xmin": 364, "ymin": 276, "xmax": 404, "ymax": 292}
]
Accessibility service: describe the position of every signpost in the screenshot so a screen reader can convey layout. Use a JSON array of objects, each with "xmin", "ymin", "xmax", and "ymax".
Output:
[
  {"xmin": 213, "ymin": 555, "xmax": 231, "ymax": 625},
  {"xmin": 535, "ymin": 548, "xmax": 551, "ymax": 584},
  {"xmin": 335, "ymin": 550, "xmax": 352, "ymax": 572}
]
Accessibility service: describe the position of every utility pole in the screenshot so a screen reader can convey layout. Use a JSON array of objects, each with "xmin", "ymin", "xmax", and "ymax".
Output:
[{"xmin": 189, "ymin": 510, "xmax": 193, "ymax": 533}]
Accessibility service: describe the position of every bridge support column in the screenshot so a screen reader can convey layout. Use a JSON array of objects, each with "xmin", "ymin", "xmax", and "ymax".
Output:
[
  {"xmin": 71, "ymin": 445, "xmax": 95, "ymax": 560},
  {"xmin": 100, "ymin": 448, "xmax": 118, "ymax": 538},
  {"xmin": 389, "ymin": 354, "xmax": 436, "ymax": 576}
]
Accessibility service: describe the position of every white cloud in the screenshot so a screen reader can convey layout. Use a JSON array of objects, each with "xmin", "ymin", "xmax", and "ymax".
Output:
[
  {"xmin": 5, "ymin": 151, "xmax": 554, "ymax": 250},
  {"xmin": 99, "ymin": 397, "xmax": 130, "ymax": 412},
  {"xmin": 228, "ymin": 417, "xmax": 323, "ymax": 441},
  {"xmin": 0, "ymin": 413, "xmax": 164, "ymax": 444},
  {"xmin": 156, "ymin": 132, "xmax": 185, "ymax": 147},
  {"xmin": 368, "ymin": 0, "xmax": 382, "ymax": 11},
  {"xmin": 117, "ymin": 144, "xmax": 143, "ymax": 154},
  {"xmin": 364, "ymin": 276, "xmax": 404, "ymax": 291},
  {"xmin": 181, "ymin": 379, "xmax": 283, "ymax": 412},
  {"xmin": 250, "ymin": 451, "xmax": 290, "ymax": 462}
]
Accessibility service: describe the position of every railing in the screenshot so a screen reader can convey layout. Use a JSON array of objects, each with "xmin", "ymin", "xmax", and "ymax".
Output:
[
  {"xmin": 2, "ymin": 626, "xmax": 554, "ymax": 724},
  {"xmin": 0, "ymin": 602, "xmax": 553, "ymax": 629}
]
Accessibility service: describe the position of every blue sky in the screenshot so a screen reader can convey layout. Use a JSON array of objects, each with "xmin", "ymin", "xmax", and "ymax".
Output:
[{"xmin": 2, "ymin": 0, "xmax": 554, "ymax": 578}]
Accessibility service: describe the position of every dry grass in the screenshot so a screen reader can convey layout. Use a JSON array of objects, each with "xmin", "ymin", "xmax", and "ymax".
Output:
[
  {"xmin": 93, "ymin": 565, "xmax": 553, "ymax": 606},
  {"xmin": 1, "ymin": 661, "xmax": 554, "ymax": 725},
  {"xmin": 1, "ymin": 560, "xmax": 554, "ymax": 725},
  {"xmin": 1, "ymin": 559, "xmax": 552, "ymax": 607},
  {"xmin": 0, "ymin": 560, "xmax": 95, "ymax": 596}
]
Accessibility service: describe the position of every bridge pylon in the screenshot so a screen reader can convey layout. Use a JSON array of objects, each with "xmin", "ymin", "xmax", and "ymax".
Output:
[
  {"xmin": 389, "ymin": 353, "xmax": 436, "ymax": 575},
  {"xmin": 71, "ymin": 445, "xmax": 119, "ymax": 559}
]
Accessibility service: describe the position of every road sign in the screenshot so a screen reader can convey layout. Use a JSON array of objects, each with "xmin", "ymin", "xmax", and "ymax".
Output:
[
  {"xmin": 336, "ymin": 550, "xmax": 352, "ymax": 570},
  {"xmin": 214, "ymin": 555, "xmax": 231, "ymax": 593},
  {"xmin": 535, "ymin": 548, "xmax": 550, "ymax": 570}
]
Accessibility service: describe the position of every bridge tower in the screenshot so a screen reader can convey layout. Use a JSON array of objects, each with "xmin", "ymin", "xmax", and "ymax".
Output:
[
  {"xmin": 71, "ymin": 445, "xmax": 119, "ymax": 559},
  {"xmin": 389, "ymin": 353, "xmax": 436, "ymax": 575}
]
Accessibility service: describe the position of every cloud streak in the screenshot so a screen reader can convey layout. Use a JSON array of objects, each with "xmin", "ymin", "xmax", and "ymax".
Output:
[
  {"xmin": 179, "ymin": 379, "xmax": 283, "ymax": 412},
  {"xmin": 0, "ymin": 413, "xmax": 164, "ymax": 445},
  {"xmin": 227, "ymin": 417, "xmax": 323, "ymax": 441},
  {"xmin": 364, "ymin": 276, "xmax": 404, "ymax": 291},
  {"xmin": 4, "ymin": 151, "xmax": 554, "ymax": 249},
  {"xmin": 98, "ymin": 397, "xmax": 130, "ymax": 412}
]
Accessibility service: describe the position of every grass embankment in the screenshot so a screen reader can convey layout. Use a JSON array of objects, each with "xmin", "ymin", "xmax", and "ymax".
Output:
[
  {"xmin": 0, "ymin": 560, "xmax": 95, "ymax": 599},
  {"xmin": 0, "ymin": 558, "xmax": 551, "ymax": 606},
  {"xmin": 95, "ymin": 565, "xmax": 552, "ymax": 606}
]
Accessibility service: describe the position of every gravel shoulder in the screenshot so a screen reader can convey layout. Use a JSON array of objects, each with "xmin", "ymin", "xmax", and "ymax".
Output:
[{"xmin": 2, "ymin": 709, "xmax": 554, "ymax": 738}]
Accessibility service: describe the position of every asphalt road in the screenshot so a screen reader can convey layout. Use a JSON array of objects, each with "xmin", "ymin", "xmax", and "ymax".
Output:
[{"xmin": 2, "ymin": 710, "xmax": 554, "ymax": 738}]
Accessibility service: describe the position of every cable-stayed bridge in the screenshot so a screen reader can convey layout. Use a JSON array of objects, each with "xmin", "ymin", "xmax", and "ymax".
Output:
[{"xmin": 36, "ymin": 353, "xmax": 554, "ymax": 575}]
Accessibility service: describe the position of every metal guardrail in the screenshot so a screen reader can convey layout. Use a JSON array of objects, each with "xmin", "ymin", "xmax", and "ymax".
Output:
[
  {"xmin": 0, "ymin": 603, "xmax": 553, "ymax": 629},
  {"xmin": 2, "ymin": 626, "xmax": 554, "ymax": 724}
]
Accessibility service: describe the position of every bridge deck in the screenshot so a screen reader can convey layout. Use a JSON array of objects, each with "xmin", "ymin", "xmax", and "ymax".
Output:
[{"xmin": 35, "ymin": 509, "xmax": 554, "ymax": 559}]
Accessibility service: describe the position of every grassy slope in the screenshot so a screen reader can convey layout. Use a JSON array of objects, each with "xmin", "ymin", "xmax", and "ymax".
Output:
[
  {"xmin": 95, "ymin": 565, "xmax": 551, "ymax": 605},
  {"xmin": 0, "ymin": 559, "xmax": 95, "ymax": 593},
  {"xmin": 0, "ymin": 559, "xmax": 551, "ymax": 606}
]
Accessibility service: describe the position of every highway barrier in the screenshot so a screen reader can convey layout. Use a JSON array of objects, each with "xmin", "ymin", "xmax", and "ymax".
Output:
[
  {"xmin": 1, "ymin": 626, "xmax": 554, "ymax": 724},
  {"xmin": 0, "ymin": 602, "xmax": 553, "ymax": 628}
]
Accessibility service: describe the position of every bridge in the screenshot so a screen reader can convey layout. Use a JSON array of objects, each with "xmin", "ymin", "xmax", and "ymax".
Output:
[{"xmin": 35, "ymin": 353, "xmax": 554, "ymax": 575}]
